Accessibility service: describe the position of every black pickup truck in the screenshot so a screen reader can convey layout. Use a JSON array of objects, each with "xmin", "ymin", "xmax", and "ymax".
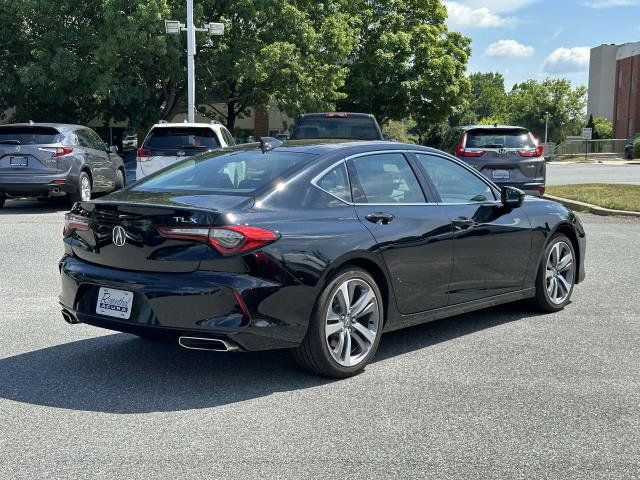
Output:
[{"xmin": 290, "ymin": 112, "xmax": 384, "ymax": 141}]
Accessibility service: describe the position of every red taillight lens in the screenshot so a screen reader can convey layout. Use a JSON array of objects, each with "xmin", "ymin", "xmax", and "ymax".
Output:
[
  {"xmin": 63, "ymin": 213, "xmax": 91, "ymax": 236},
  {"xmin": 157, "ymin": 225, "xmax": 279, "ymax": 256},
  {"xmin": 533, "ymin": 186, "xmax": 546, "ymax": 195},
  {"xmin": 137, "ymin": 147, "xmax": 151, "ymax": 159},
  {"xmin": 518, "ymin": 145, "xmax": 543, "ymax": 157},
  {"xmin": 41, "ymin": 146, "xmax": 73, "ymax": 157},
  {"xmin": 454, "ymin": 133, "xmax": 484, "ymax": 157}
]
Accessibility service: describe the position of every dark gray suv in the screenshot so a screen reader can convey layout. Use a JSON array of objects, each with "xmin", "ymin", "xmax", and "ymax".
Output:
[
  {"xmin": 0, "ymin": 123, "xmax": 125, "ymax": 208},
  {"xmin": 453, "ymin": 125, "xmax": 546, "ymax": 196}
]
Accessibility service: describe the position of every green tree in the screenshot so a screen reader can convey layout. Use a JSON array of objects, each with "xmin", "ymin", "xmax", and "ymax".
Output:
[
  {"xmin": 592, "ymin": 116, "xmax": 613, "ymax": 139},
  {"xmin": 507, "ymin": 79, "xmax": 586, "ymax": 144},
  {"xmin": 382, "ymin": 119, "xmax": 419, "ymax": 143},
  {"xmin": 467, "ymin": 72, "xmax": 508, "ymax": 121},
  {"xmin": 337, "ymin": 0, "xmax": 471, "ymax": 128}
]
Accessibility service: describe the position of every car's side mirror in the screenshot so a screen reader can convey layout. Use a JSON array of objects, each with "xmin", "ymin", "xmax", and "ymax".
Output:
[
  {"xmin": 501, "ymin": 186, "xmax": 525, "ymax": 208},
  {"xmin": 108, "ymin": 145, "xmax": 118, "ymax": 154}
]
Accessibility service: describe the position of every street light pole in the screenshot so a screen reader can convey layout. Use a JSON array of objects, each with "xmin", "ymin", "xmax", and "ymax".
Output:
[
  {"xmin": 164, "ymin": 5, "xmax": 224, "ymax": 124},
  {"xmin": 544, "ymin": 111, "xmax": 549, "ymax": 144},
  {"xmin": 186, "ymin": 0, "xmax": 196, "ymax": 123}
]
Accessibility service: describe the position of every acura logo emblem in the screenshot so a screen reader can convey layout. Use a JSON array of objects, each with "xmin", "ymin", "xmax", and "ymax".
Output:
[
  {"xmin": 14, "ymin": 146, "xmax": 20, "ymax": 153},
  {"xmin": 113, "ymin": 226, "xmax": 126, "ymax": 247}
]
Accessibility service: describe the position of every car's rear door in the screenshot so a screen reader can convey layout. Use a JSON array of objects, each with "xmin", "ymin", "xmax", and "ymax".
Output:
[
  {"xmin": 75, "ymin": 129, "xmax": 110, "ymax": 191},
  {"xmin": 412, "ymin": 153, "xmax": 533, "ymax": 304},
  {"xmin": 347, "ymin": 151, "xmax": 453, "ymax": 314}
]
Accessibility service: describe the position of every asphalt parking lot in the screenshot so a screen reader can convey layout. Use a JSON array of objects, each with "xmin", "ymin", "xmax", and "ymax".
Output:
[
  {"xmin": 547, "ymin": 162, "xmax": 640, "ymax": 185},
  {"xmin": 1, "ymin": 200, "xmax": 639, "ymax": 479}
]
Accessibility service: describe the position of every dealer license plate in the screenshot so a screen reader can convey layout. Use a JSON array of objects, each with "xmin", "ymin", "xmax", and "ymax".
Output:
[
  {"xmin": 96, "ymin": 287, "xmax": 134, "ymax": 320},
  {"xmin": 10, "ymin": 156, "xmax": 28, "ymax": 166}
]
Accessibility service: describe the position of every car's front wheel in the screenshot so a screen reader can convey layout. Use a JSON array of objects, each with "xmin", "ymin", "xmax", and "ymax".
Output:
[
  {"xmin": 294, "ymin": 266, "xmax": 383, "ymax": 378},
  {"xmin": 533, "ymin": 234, "xmax": 576, "ymax": 312}
]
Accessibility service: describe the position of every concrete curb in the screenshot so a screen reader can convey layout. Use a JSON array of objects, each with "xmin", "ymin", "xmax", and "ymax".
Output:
[{"xmin": 544, "ymin": 194, "xmax": 640, "ymax": 218}]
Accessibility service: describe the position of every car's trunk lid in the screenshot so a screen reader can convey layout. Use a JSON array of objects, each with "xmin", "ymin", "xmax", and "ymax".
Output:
[{"xmin": 70, "ymin": 192, "xmax": 253, "ymax": 273}]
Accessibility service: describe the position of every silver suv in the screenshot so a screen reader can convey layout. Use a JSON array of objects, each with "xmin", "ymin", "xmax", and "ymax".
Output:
[{"xmin": 453, "ymin": 125, "xmax": 545, "ymax": 196}]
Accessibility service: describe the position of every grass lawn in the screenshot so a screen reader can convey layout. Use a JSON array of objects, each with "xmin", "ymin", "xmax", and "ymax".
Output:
[{"xmin": 546, "ymin": 184, "xmax": 640, "ymax": 212}]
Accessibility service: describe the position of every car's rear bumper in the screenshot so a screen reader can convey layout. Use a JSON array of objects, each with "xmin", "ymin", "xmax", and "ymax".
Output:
[
  {"xmin": 58, "ymin": 255, "xmax": 301, "ymax": 351},
  {"xmin": 0, "ymin": 172, "xmax": 77, "ymax": 197},
  {"xmin": 493, "ymin": 180, "xmax": 546, "ymax": 197}
]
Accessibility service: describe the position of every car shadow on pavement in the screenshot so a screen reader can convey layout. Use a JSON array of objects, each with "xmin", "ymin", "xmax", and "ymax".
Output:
[
  {"xmin": 0, "ymin": 303, "xmax": 542, "ymax": 414},
  {"xmin": 0, "ymin": 199, "xmax": 69, "ymax": 215}
]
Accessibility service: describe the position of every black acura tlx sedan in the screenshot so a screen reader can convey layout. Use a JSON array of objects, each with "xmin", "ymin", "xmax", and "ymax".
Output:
[{"xmin": 59, "ymin": 140, "xmax": 586, "ymax": 378}]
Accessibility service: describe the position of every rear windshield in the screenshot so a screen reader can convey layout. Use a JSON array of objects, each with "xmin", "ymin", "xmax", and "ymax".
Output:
[
  {"xmin": 0, "ymin": 126, "xmax": 61, "ymax": 145},
  {"xmin": 131, "ymin": 149, "xmax": 316, "ymax": 195},
  {"xmin": 465, "ymin": 129, "xmax": 535, "ymax": 149},
  {"xmin": 291, "ymin": 116, "xmax": 380, "ymax": 140},
  {"xmin": 145, "ymin": 127, "xmax": 220, "ymax": 150}
]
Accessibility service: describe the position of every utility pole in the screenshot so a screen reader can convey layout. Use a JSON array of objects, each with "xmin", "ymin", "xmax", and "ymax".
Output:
[
  {"xmin": 165, "ymin": 4, "xmax": 225, "ymax": 123},
  {"xmin": 544, "ymin": 111, "xmax": 549, "ymax": 144}
]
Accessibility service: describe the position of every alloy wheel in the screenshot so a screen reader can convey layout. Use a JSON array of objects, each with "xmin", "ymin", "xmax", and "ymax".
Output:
[
  {"xmin": 80, "ymin": 175, "xmax": 91, "ymax": 201},
  {"xmin": 325, "ymin": 278, "xmax": 380, "ymax": 367},
  {"xmin": 545, "ymin": 241, "xmax": 575, "ymax": 305}
]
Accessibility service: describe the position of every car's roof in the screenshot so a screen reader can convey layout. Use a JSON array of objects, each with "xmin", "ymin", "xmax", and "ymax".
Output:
[
  {"xmin": 0, "ymin": 123, "xmax": 88, "ymax": 133},
  {"xmin": 150, "ymin": 122, "xmax": 225, "ymax": 129},
  {"xmin": 297, "ymin": 112, "xmax": 375, "ymax": 119},
  {"xmin": 221, "ymin": 139, "xmax": 440, "ymax": 156},
  {"xmin": 459, "ymin": 125, "xmax": 529, "ymax": 131}
]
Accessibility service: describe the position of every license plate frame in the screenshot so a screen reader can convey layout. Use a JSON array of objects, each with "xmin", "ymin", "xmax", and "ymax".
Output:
[
  {"xmin": 96, "ymin": 287, "xmax": 134, "ymax": 320},
  {"xmin": 492, "ymin": 169, "xmax": 510, "ymax": 180},
  {"xmin": 9, "ymin": 156, "xmax": 28, "ymax": 166}
]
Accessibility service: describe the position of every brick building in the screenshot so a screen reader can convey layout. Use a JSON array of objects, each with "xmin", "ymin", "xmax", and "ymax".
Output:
[{"xmin": 613, "ymin": 42, "xmax": 640, "ymax": 139}]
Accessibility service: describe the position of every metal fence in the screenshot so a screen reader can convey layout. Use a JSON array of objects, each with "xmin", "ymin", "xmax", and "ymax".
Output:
[{"xmin": 551, "ymin": 139, "xmax": 628, "ymax": 159}]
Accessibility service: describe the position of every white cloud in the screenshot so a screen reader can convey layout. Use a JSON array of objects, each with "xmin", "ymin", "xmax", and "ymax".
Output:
[
  {"xmin": 444, "ymin": 1, "xmax": 514, "ymax": 28},
  {"xmin": 486, "ymin": 39, "xmax": 534, "ymax": 58},
  {"xmin": 543, "ymin": 47, "xmax": 591, "ymax": 73},
  {"xmin": 458, "ymin": 0, "xmax": 540, "ymax": 13},
  {"xmin": 583, "ymin": 0, "xmax": 639, "ymax": 8}
]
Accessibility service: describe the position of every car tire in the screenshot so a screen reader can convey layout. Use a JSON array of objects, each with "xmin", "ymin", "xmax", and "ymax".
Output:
[
  {"xmin": 532, "ymin": 233, "xmax": 577, "ymax": 312},
  {"xmin": 69, "ymin": 171, "xmax": 92, "ymax": 204},
  {"xmin": 115, "ymin": 169, "xmax": 125, "ymax": 190},
  {"xmin": 293, "ymin": 266, "xmax": 384, "ymax": 378}
]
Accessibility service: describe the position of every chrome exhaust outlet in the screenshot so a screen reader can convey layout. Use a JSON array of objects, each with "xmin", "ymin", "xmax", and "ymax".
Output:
[
  {"xmin": 62, "ymin": 310, "xmax": 80, "ymax": 325},
  {"xmin": 178, "ymin": 336, "xmax": 239, "ymax": 352},
  {"xmin": 52, "ymin": 187, "xmax": 61, "ymax": 194}
]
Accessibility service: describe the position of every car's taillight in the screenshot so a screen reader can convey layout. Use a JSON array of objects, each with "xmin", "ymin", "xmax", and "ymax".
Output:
[
  {"xmin": 454, "ymin": 133, "xmax": 485, "ymax": 157},
  {"xmin": 157, "ymin": 225, "xmax": 279, "ymax": 256},
  {"xmin": 533, "ymin": 186, "xmax": 546, "ymax": 195},
  {"xmin": 40, "ymin": 146, "xmax": 73, "ymax": 157},
  {"xmin": 137, "ymin": 147, "xmax": 151, "ymax": 160},
  {"xmin": 325, "ymin": 112, "xmax": 348, "ymax": 118},
  {"xmin": 518, "ymin": 145, "xmax": 544, "ymax": 157},
  {"xmin": 63, "ymin": 213, "xmax": 91, "ymax": 236}
]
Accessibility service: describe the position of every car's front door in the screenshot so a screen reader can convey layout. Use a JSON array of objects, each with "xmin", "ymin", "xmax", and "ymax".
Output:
[
  {"xmin": 412, "ymin": 153, "xmax": 533, "ymax": 305},
  {"xmin": 87, "ymin": 129, "xmax": 116, "ymax": 190},
  {"xmin": 347, "ymin": 152, "xmax": 453, "ymax": 314}
]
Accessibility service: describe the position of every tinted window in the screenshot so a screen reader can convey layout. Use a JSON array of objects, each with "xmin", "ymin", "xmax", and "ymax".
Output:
[
  {"xmin": 292, "ymin": 116, "xmax": 380, "ymax": 140},
  {"xmin": 465, "ymin": 128, "xmax": 534, "ymax": 149},
  {"xmin": 145, "ymin": 127, "xmax": 220, "ymax": 150},
  {"xmin": 415, "ymin": 154, "xmax": 495, "ymax": 203},
  {"xmin": 0, "ymin": 126, "xmax": 61, "ymax": 144},
  {"xmin": 86, "ymin": 129, "xmax": 106, "ymax": 150},
  {"xmin": 350, "ymin": 153, "xmax": 425, "ymax": 204},
  {"xmin": 316, "ymin": 163, "xmax": 351, "ymax": 202},
  {"xmin": 132, "ymin": 149, "xmax": 315, "ymax": 195}
]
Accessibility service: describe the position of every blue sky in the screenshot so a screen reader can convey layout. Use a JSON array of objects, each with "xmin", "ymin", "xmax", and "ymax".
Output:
[{"xmin": 444, "ymin": 0, "xmax": 640, "ymax": 89}]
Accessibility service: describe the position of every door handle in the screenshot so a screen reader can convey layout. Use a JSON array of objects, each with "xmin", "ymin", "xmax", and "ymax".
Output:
[
  {"xmin": 452, "ymin": 217, "xmax": 475, "ymax": 230},
  {"xmin": 365, "ymin": 212, "xmax": 395, "ymax": 225}
]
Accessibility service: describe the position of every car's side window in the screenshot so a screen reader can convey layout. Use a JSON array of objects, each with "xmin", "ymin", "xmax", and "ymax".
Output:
[
  {"xmin": 87, "ymin": 130, "xmax": 107, "ymax": 151},
  {"xmin": 349, "ymin": 153, "xmax": 425, "ymax": 204},
  {"xmin": 415, "ymin": 154, "xmax": 496, "ymax": 204},
  {"xmin": 316, "ymin": 162, "xmax": 351, "ymax": 202},
  {"xmin": 75, "ymin": 130, "xmax": 92, "ymax": 149}
]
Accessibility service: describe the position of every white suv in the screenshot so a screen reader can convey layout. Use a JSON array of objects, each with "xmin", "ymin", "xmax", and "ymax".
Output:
[{"xmin": 136, "ymin": 122, "xmax": 235, "ymax": 180}]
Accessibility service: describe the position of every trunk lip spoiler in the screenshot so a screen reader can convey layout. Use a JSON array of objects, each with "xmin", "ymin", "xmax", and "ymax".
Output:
[{"xmin": 79, "ymin": 197, "xmax": 255, "ymax": 214}]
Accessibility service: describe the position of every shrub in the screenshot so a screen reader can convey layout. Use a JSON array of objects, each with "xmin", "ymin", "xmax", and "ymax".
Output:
[{"xmin": 634, "ymin": 138, "xmax": 640, "ymax": 159}]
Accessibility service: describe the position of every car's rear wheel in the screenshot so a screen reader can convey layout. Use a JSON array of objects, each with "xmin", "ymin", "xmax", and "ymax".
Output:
[
  {"xmin": 69, "ymin": 171, "xmax": 92, "ymax": 204},
  {"xmin": 533, "ymin": 233, "xmax": 576, "ymax": 312},
  {"xmin": 115, "ymin": 169, "xmax": 125, "ymax": 190},
  {"xmin": 294, "ymin": 266, "xmax": 383, "ymax": 378}
]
